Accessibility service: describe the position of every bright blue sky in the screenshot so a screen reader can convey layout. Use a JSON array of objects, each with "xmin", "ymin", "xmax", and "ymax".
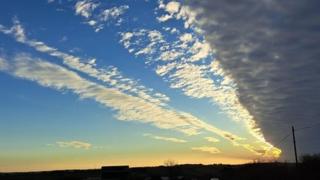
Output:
[{"xmin": 0, "ymin": 0, "xmax": 281, "ymax": 172}]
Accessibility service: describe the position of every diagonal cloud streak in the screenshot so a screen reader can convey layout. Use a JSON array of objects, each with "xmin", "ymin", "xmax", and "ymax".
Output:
[
  {"xmin": 0, "ymin": 18, "xmax": 261, "ymax": 156},
  {"xmin": 0, "ymin": 1, "xmax": 290, "ymax": 158},
  {"xmin": 0, "ymin": 53, "xmax": 248, "ymax": 150},
  {"xmin": 0, "ymin": 19, "xmax": 169, "ymax": 106}
]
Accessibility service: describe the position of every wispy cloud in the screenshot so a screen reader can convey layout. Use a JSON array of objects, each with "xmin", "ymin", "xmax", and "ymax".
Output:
[
  {"xmin": 0, "ymin": 8, "xmax": 282, "ymax": 158},
  {"xmin": 120, "ymin": 28, "xmax": 211, "ymax": 63},
  {"xmin": 0, "ymin": 19, "xmax": 169, "ymax": 107},
  {"xmin": 55, "ymin": 141, "xmax": 91, "ymax": 149},
  {"xmin": 0, "ymin": 53, "xmax": 246, "ymax": 145},
  {"xmin": 0, "ymin": 18, "xmax": 260, "ymax": 156},
  {"xmin": 119, "ymin": 29, "xmax": 279, "ymax": 157},
  {"xmin": 157, "ymin": 0, "xmax": 198, "ymax": 30},
  {"xmin": 59, "ymin": 35, "xmax": 68, "ymax": 42},
  {"xmin": 118, "ymin": 1, "xmax": 282, "ymax": 158},
  {"xmin": 157, "ymin": 1, "xmax": 181, "ymax": 22},
  {"xmin": 75, "ymin": 0, "xmax": 99, "ymax": 19},
  {"xmin": 205, "ymin": 137, "xmax": 219, "ymax": 143},
  {"xmin": 71, "ymin": 0, "xmax": 128, "ymax": 32},
  {"xmin": 100, "ymin": 5, "xmax": 129, "ymax": 22},
  {"xmin": 143, "ymin": 133, "xmax": 187, "ymax": 143},
  {"xmin": 0, "ymin": 57, "xmax": 8, "ymax": 70},
  {"xmin": 191, "ymin": 146, "xmax": 220, "ymax": 154}
]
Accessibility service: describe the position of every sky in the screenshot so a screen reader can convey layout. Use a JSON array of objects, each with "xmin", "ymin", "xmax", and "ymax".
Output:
[{"xmin": 0, "ymin": 0, "xmax": 319, "ymax": 172}]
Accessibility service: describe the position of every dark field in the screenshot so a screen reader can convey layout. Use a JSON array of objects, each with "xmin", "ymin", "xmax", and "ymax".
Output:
[{"xmin": 1, "ymin": 161, "xmax": 320, "ymax": 180}]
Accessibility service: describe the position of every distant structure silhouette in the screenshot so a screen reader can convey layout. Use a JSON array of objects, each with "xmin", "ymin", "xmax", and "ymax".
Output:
[{"xmin": 101, "ymin": 166, "xmax": 130, "ymax": 180}]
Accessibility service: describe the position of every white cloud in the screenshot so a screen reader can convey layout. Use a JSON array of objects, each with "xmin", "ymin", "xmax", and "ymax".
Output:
[
  {"xmin": 143, "ymin": 133, "xmax": 187, "ymax": 143},
  {"xmin": 205, "ymin": 137, "xmax": 220, "ymax": 143},
  {"xmin": 56, "ymin": 141, "xmax": 91, "ymax": 149},
  {"xmin": 191, "ymin": 146, "xmax": 220, "ymax": 154},
  {"xmin": 0, "ymin": 20, "xmax": 169, "ymax": 107},
  {"xmin": 157, "ymin": 1, "xmax": 197, "ymax": 29},
  {"xmin": 189, "ymin": 40, "xmax": 211, "ymax": 62},
  {"xmin": 179, "ymin": 33, "xmax": 193, "ymax": 43},
  {"xmin": 11, "ymin": 19, "xmax": 26, "ymax": 43},
  {"xmin": 157, "ymin": 14, "xmax": 173, "ymax": 22},
  {"xmin": 75, "ymin": 0, "xmax": 99, "ymax": 18},
  {"xmin": 120, "ymin": 29, "xmax": 211, "ymax": 64},
  {"xmin": 157, "ymin": 1, "xmax": 180, "ymax": 22},
  {"xmin": 87, "ymin": 20, "xmax": 97, "ymax": 26},
  {"xmin": 70, "ymin": 1, "xmax": 129, "ymax": 32},
  {"xmin": 155, "ymin": 62, "xmax": 177, "ymax": 76},
  {"xmin": 87, "ymin": 58, "xmax": 96, "ymax": 66},
  {"xmin": 100, "ymin": 5, "xmax": 129, "ymax": 22},
  {"xmin": 0, "ymin": 53, "xmax": 246, "ymax": 141},
  {"xmin": 0, "ymin": 57, "xmax": 8, "ymax": 70},
  {"xmin": 175, "ymin": 5, "xmax": 198, "ymax": 29},
  {"xmin": 162, "ymin": 27, "xmax": 179, "ymax": 34},
  {"xmin": 60, "ymin": 36, "xmax": 68, "ymax": 42},
  {"xmin": 165, "ymin": 1, "xmax": 180, "ymax": 14},
  {"xmin": 121, "ymin": 30, "xmax": 162, "ymax": 58},
  {"xmin": 0, "ymin": 11, "xmax": 282, "ymax": 158},
  {"xmin": 170, "ymin": 28, "xmax": 178, "ymax": 34},
  {"xmin": 159, "ymin": 50, "xmax": 183, "ymax": 61},
  {"xmin": 119, "ymin": 19, "xmax": 281, "ymax": 158}
]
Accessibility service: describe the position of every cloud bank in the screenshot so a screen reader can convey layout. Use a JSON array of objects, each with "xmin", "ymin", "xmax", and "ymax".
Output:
[{"xmin": 187, "ymin": 0, "xmax": 320, "ymax": 158}]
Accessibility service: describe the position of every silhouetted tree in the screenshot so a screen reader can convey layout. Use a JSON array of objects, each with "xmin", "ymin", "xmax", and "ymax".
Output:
[
  {"xmin": 164, "ymin": 160, "xmax": 179, "ymax": 178},
  {"xmin": 164, "ymin": 159, "xmax": 176, "ymax": 167}
]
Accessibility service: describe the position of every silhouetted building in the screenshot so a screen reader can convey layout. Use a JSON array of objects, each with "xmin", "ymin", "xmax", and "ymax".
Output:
[{"xmin": 101, "ymin": 165, "xmax": 130, "ymax": 180}]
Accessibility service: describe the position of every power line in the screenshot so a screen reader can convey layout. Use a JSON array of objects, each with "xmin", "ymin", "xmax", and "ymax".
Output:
[
  {"xmin": 262, "ymin": 133, "xmax": 291, "ymax": 157},
  {"xmin": 258, "ymin": 121, "xmax": 320, "ymax": 158},
  {"xmin": 277, "ymin": 134, "xmax": 291, "ymax": 145},
  {"xmin": 256, "ymin": 120, "xmax": 320, "ymax": 132},
  {"xmin": 295, "ymin": 122, "xmax": 320, "ymax": 132}
]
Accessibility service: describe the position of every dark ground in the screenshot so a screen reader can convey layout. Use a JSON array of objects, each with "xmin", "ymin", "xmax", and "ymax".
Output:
[{"xmin": 1, "ymin": 162, "xmax": 320, "ymax": 180}]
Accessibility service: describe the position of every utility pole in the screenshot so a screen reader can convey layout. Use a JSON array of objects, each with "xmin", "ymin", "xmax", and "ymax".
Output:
[{"xmin": 292, "ymin": 126, "xmax": 298, "ymax": 167}]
